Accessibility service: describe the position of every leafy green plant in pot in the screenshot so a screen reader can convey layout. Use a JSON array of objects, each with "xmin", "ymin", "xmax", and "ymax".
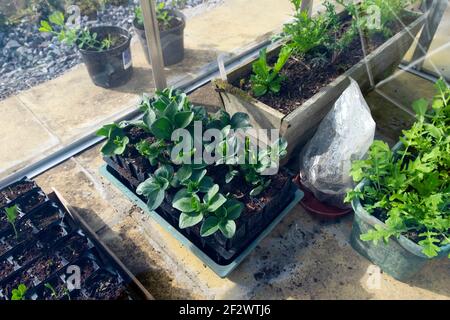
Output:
[
  {"xmin": 346, "ymin": 79, "xmax": 450, "ymax": 280},
  {"xmin": 39, "ymin": 11, "xmax": 133, "ymax": 88},
  {"xmin": 133, "ymin": 2, "xmax": 186, "ymax": 66}
]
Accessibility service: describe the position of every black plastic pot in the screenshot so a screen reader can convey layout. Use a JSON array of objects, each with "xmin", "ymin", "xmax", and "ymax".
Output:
[
  {"xmin": 78, "ymin": 26, "xmax": 133, "ymax": 88},
  {"xmin": 133, "ymin": 10, "xmax": 186, "ymax": 66}
]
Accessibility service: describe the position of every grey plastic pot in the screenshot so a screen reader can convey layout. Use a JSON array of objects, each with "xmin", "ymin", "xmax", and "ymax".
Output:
[
  {"xmin": 133, "ymin": 9, "xmax": 185, "ymax": 66},
  {"xmin": 350, "ymin": 179, "xmax": 450, "ymax": 281},
  {"xmin": 78, "ymin": 26, "xmax": 133, "ymax": 88}
]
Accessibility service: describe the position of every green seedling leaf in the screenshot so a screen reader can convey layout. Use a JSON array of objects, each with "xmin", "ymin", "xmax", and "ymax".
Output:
[
  {"xmin": 219, "ymin": 220, "xmax": 236, "ymax": 239},
  {"xmin": 151, "ymin": 117, "xmax": 173, "ymax": 140},
  {"xmin": 200, "ymin": 216, "xmax": 220, "ymax": 237},
  {"xmin": 5, "ymin": 205, "xmax": 19, "ymax": 239},
  {"xmin": 179, "ymin": 212, "xmax": 203, "ymax": 229},
  {"xmin": 11, "ymin": 284, "xmax": 27, "ymax": 300}
]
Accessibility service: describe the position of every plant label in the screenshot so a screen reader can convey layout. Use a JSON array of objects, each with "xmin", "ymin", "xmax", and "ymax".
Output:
[{"xmin": 123, "ymin": 48, "xmax": 132, "ymax": 70}]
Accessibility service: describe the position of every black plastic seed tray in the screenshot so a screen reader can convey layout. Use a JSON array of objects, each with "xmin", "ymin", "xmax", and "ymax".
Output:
[{"xmin": 0, "ymin": 178, "xmax": 152, "ymax": 300}]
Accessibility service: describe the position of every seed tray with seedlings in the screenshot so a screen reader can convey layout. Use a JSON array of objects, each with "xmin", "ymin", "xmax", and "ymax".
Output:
[
  {"xmin": 0, "ymin": 178, "xmax": 152, "ymax": 300},
  {"xmin": 98, "ymin": 88, "xmax": 302, "ymax": 268}
]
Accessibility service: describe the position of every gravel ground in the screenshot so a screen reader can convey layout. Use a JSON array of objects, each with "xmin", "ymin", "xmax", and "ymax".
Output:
[{"xmin": 0, "ymin": 0, "xmax": 223, "ymax": 101}]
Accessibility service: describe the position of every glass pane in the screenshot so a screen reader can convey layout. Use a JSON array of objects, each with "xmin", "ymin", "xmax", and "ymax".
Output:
[{"xmin": 0, "ymin": 0, "xmax": 158, "ymax": 179}]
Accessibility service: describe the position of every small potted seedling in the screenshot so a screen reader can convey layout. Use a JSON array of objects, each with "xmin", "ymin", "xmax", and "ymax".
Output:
[
  {"xmin": 39, "ymin": 11, "xmax": 133, "ymax": 88},
  {"xmin": 133, "ymin": 2, "xmax": 186, "ymax": 66}
]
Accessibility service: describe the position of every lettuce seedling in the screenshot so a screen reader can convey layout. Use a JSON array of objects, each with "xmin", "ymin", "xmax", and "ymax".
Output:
[
  {"xmin": 250, "ymin": 46, "xmax": 292, "ymax": 97},
  {"xmin": 137, "ymin": 165, "xmax": 174, "ymax": 210},
  {"xmin": 97, "ymin": 123, "xmax": 130, "ymax": 157},
  {"xmin": 5, "ymin": 205, "xmax": 19, "ymax": 239},
  {"xmin": 11, "ymin": 284, "xmax": 27, "ymax": 300}
]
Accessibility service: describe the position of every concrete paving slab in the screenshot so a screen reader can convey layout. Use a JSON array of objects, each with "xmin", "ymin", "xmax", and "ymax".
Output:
[
  {"xmin": 16, "ymin": 43, "xmax": 151, "ymax": 143},
  {"xmin": 0, "ymin": 96, "xmax": 59, "ymax": 176}
]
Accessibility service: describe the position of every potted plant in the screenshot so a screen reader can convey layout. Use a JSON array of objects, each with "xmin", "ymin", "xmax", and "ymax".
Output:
[
  {"xmin": 345, "ymin": 79, "xmax": 450, "ymax": 280},
  {"xmin": 214, "ymin": 0, "xmax": 427, "ymax": 159},
  {"xmin": 133, "ymin": 2, "xmax": 186, "ymax": 66},
  {"xmin": 97, "ymin": 88, "xmax": 301, "ymax": 271},
  {"xmin": 39, "ymin": 11, "xmax": 133, "ymax": 88}
]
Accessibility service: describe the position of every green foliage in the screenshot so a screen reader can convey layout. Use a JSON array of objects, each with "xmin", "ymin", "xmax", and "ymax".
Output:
[
  {"xmin": 250, "ymin": 46, "xmax": 292, "ymax": 97},
  {"xmin": 207, "ymin": 109, "xmax": 252, "ymax": 131},
  {"xmin": 136, "ymin": 165, "xmax": 174, "ymax": 210},
  {"xmin": 346, "ymin": 79, "xmax": 450, "ymax": 258},
  {"xmin": 100, "ymin": 88, "xmax": 288, "ymax": 239},
  {"xmin": 134, "ymin": 2, "xmax": 174, "ymax": 29},
  {"xmin": 173, "ymin": 185, "xmax": 243, "ymax": 238},
  {"xmin": 96, "ymin": 123, "xmax": 130, "ymax": 157},
  {"xmin": 136, "ymin": 139, "xmax": 167, "ymax": 166},
  {"xmin": 31, "ymin": 0, "xmax": 66, "ymax": 21},
  {"xmin": 5, "ymin": 205, "xmax": 19, "ymax": 239},
  {"xmin": 139, "ymin": 88, "xmax": 195, "ymax": 141},
  {"xmin": 11, "ymin": 284, "xmax": 27, "ymax": 300},
  {"xmin": 172, "ymin": 166, "xmax": 214, "ymax": 195},
  {"xmin": 240, "ymin": 138, "xmax": 288, "ymax": 196},
  {"xmin": 283, "ymin": 2, "xmax": 332, "ymax": 57},
  {"xmin": 39, "ymin": 11, "xmax": 114, "ymax": 51},
  {"xmin": 44, "ymin": 282, "xmax": 58, "ymax": 298},
  {"xmin": 339, "ymin": 0, "xmax": 416, "ymax": 38}
]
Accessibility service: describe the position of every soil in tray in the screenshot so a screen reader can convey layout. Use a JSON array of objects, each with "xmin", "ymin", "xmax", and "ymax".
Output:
[
  {"xmin": 0, "ymin": 271, "xmax": 35, "ymax": 300},
  {"xmin": 39, "ymin": 223, "xmax": 69, "ymax": 249},
  {"xmin": 120, "ymin": 127, "xmax": 156, "ymax": 176},
  {"xmin": 37, "ymin": 275, "xmax": 80, "ymax": 300},
  {"xmin": 3, "ymin": 220, "xmax": 34, "ymax": 248},
  {"xmin": 55, "ymin": 233, "xmax": 91, "ymax": 263},
  {"xmin": 28, "ymin": 205, "xmax": 62, "ymax": 231},
  {"xmin": 12, "ymin": 242, "xmax": 42, "ymax": 269},
  {"xmin": 17, "ymin": 192, "xmax": 47, "ymax": 214},
  {"xmin": 0, "ymin": 241, "xmax": 12, "ymax": 258},
  {"xmin": 237, "ymin": 13, "xmax": 418, "ymax": 115},
  {"xmin": 0, "ymin": 181, "xmax": 36, "ymax": 203},
  {"xmin": 26, "ymin": 253, "xmax": 66, "ymax": 283},
  {"xmin": 38, "ymin": 258, "xmax": 99, "ymax": 300},
  {"xmin": 83, "ymin": 270, "xmax": 129, "ymax": 300},
  {"xmin": 0, "ymin": 194, "xmax": 7, "ymax": 208},
  {"xmin": 0, "ymin": 259, "xmax": 15, "ymax": 280},
  {"xmin": 75, "ymin": 258, "xmax": 98, "ymax": 284},
  {"xmin": 208, "ymin": 165, "xmax": 290, "ymax": 215}
]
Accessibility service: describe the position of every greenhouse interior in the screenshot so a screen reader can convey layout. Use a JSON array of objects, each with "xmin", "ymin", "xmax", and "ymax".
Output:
[{"xmin": 0, "ymin": 0, "xmax": 449, "ymax": 303}]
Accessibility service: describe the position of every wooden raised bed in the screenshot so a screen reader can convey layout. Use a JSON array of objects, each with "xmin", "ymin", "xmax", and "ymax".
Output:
[{"xmin": 214, "ymin": 10, "xmax": 427, "ymax": 159}]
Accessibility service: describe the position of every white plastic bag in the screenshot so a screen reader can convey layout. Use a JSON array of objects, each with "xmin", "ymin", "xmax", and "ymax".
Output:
[{"xmin": 299, "ymin": 78, "xmax": 376, "ymax": 208}]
